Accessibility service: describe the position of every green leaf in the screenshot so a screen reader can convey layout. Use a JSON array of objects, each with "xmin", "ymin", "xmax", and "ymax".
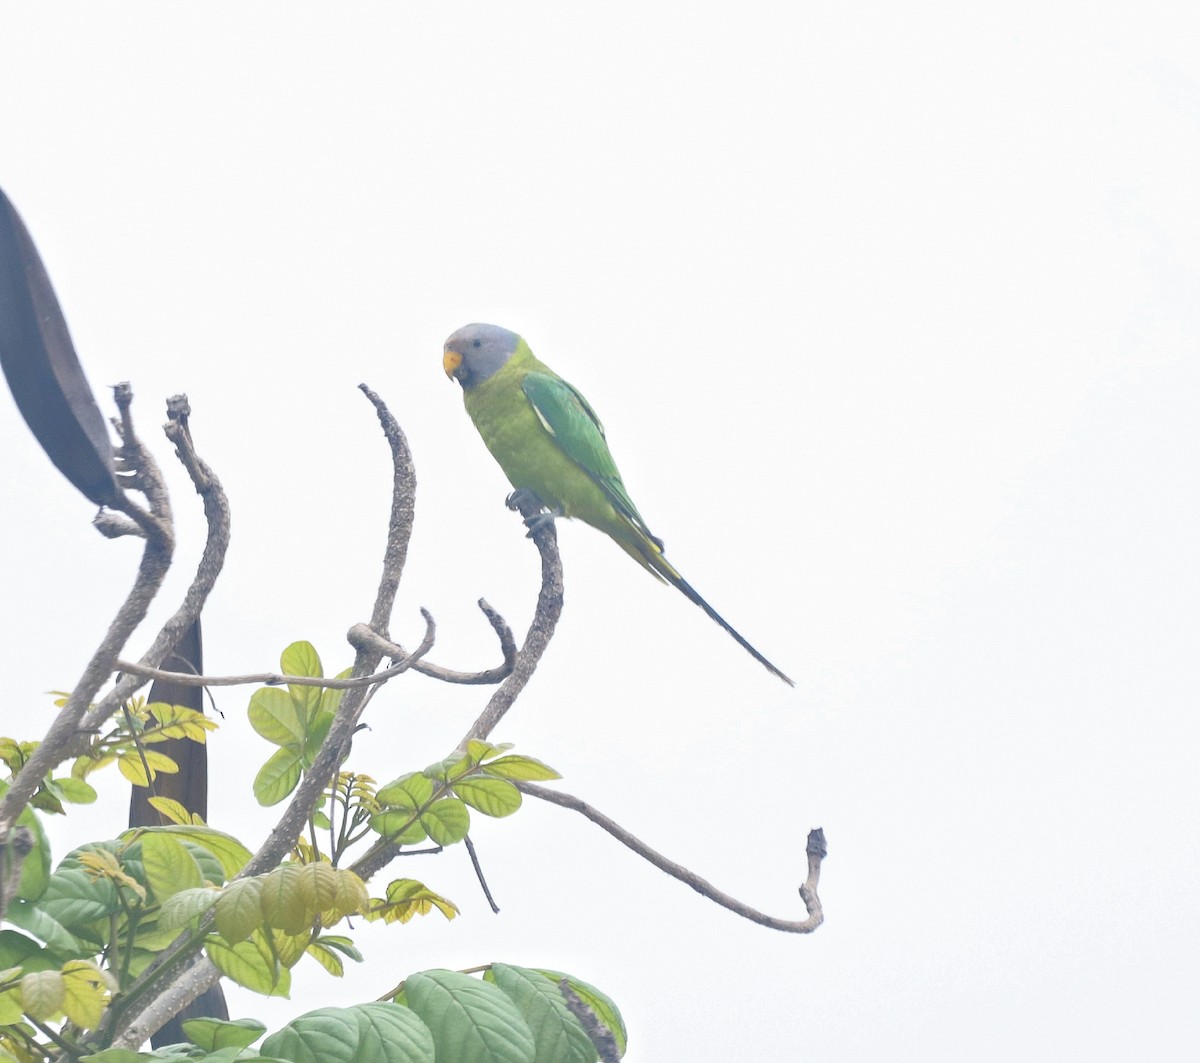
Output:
[
  {"xmin": 311, "ymin": 935, "xmax": 362, "ymax": 962},
  {"xmin": 404, "ymin": 970, "xmax": 535, "ymax": 1063},
  {"xmin": 281, "ymin": 641, "xmax": 324, "ymax": 719},
  {"xmin": 249, "ymin": 687, "xmax": 306, "ymax": 747},
  {"xmin": 214, "ymin": 878, "xmax": 265, "ymax": 945},
  {"xmin": 452, "ymin": 777, "xmax": 521, "ymax": 818},
  {"xmin": 77, "ymin": 1051, "xmax": 144, "ymax": 1063},
  {"xmin": 281, "ymin": 640, "xmax": 324, "ymax": 680},
  {"xmin": 139, "ymin": 832, "xmax": 202, "ymax": 902},
  {"xmin": 368, "ymin": 811, "xmax": 426, "ymax": 846},
  {"xmin": 148, "ymin": 825, "xmax": 251, "ymax": 879},
  {"xmin": 303, "ymin": 710, "xmax": 335, "ymax": 767},
  {"xmin": 296, "ymin": 863, "xmax": 339, "ymax": 914},
  {"xmin": 376, "ymin": 773, "xmax": 434, "ymax": 810},
  {"xmin": 34, "ymin": 861, "xmax": 119, "ymax": 928},
  {"xmin": 53, "ymin": 776, "xmax": 97, "ymax": 804},
  {"xmin": 260, "ymin": 866, "xmax": 310, "ymax": 935},
  {"xmin": 181, "ymin": 1016, "xmax": 266, "ymax": 1052},
  {"xmin": 255, "ymin": 748, "xmax": 304, "ymax": 806},
  {"xmin": 488, "ymin": 964, "xmax": 597, "ymax": 1063},
  {"xmin": 260, "ymin": 1002, "xmax": 434, "ymax": 1063},
  {"xmin": 466, "ymin": 740, "xmax": 512, "ymax": 762},
  {"xmin": 19, "ymin": 969, "xmax": 64, "ymax": 1020},
  {"xmin": 158, "ymin": 887, "xmax": 219, "ymax": 932},
  {"xmin": 1, "ymin": 899, "xmax": 83, "ymax": 955},
  {"xmin": 60, "ymin": 960, "xmax": 109, "ymax": 1029},
  {"xmin": 480, "ymin": 755, "xmax": 561, "ymax": 782},
  {"xmin": 305, "ymin": 942, "xmax": 343, "ymax": 977},
  {"xmin": 418, "ymin": 800, "xmax": 470, "ymax": 846},
  {"xmin": 319, "ymin": 667, "xmax": 353, "ymax": 717},
  {"xmin": 0, "ymin": 930, "xmax": 58, "ymax": 973},
  {"xmin": 206, "ymin": 932, "xmax": 290, "ymax": 996},
  {"xmin": 535, "ymin": 969, "xmax": 627, "ymax": 1057}
]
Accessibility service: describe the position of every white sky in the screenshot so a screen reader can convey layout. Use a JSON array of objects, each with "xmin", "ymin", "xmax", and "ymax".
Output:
[{"xmin": 1, "ymin": 4, "xmax": 1198, "ymax": 1060}]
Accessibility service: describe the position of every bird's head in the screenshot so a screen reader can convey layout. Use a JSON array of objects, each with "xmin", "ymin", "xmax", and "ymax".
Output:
[{"xmin": 443, "ymin": 323, "xmax": 521, "ymax": 390}]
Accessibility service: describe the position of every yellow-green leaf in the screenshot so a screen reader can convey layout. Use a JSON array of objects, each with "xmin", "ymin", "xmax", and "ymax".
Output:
[
  {"xmin": 452, "ymin": 777, "xmax": 521, "ymax": 818},
  {"xmin": 419, "ymin": 799, "xmax": 470, "ymax": 846},
  {"xmin": 260, "ymin": 866, "xmax": 310, "ymax": 935},
  {"xmin": 206, "ymin": 933, "xmax": 290, "ymax": 997},
  {"xmin": 480, "ymin": 754, "xmax": 561, "ymax": 782},
  {"xmin": 19, "ymin": 970, "xmax": 63, "ymax": 1020},
  {"xmin": 215, "ymin": 878, "xmax": 265, "ymax": 945},
  {"xmin": 140, "ymin": 832, "xmax": 203, "ymax": 902},
  {"xmin": 61, "ymin": 960, "xmax": 110, "ymax": 1028}
]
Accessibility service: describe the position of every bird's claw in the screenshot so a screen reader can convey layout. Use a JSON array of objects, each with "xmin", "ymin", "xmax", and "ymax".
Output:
[
  {"xmin": 523, "ymin": 508, "xmax": 561, "ymax": 537},
  {"xmin": 505, "ymin": 488, "xmax": 543, "ymax": 511}
]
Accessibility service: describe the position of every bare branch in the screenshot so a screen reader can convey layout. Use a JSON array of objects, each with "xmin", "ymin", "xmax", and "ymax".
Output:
[
  {"xmin": 458, "ymin": 492, "xmax": 564, "ymax": 745},
  {"xmin": 79, "ymin": 392, "xmax": 232, "ymax": 736},
  {"xmin": 111, "ymin": 386, "xmax": 418, "ymax": 1049},
  {"xmin": 0, "ymin": 388, "xmax": 174, "ymax": 837},
  {"xmin": 358, "ymin": 384, "xmax": 415, "ymax": 635},
  {"xmin": 114, "ymin": 615, "xmax": 436, "ymax": 689},
  {"xmin": 347, "ymin": 597, "xmax": 516, "ymax": 685},
  {"xmin": 519, "ymin": 782, "xmax": 826, "ymax": 934}
]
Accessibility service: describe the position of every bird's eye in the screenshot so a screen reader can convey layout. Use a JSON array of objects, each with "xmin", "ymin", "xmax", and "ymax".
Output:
[{"xmin": 472, "ymin": 340, "xmax": 482, "ymax": 349}]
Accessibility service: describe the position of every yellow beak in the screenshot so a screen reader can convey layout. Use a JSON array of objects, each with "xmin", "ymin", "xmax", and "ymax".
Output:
[{"xmin": 443, "ymin": 350, "xmax": 463, "ymax": 378}]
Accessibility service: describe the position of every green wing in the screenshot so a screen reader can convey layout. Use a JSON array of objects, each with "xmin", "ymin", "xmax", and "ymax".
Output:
[{"xmin": 521, "ymin": 371, "xmax": 662, "ymax": 546}]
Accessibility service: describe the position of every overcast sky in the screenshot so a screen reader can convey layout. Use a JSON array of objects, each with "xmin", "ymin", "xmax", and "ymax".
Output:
[{"xmin": 1, "ymin": 4, "xmax": 1198, "ymax": 1060}]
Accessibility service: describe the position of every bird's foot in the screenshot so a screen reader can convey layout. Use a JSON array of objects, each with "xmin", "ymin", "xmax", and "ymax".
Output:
[
  {"xmin": 523, "ymin": 507, "xmax": 562, "ymax": 537},
  {"xmin": 505, "ymin": 487, "xmax": 544, "ymax": 512},
  {"xmin": 504, "ymin": 489, "xmax": 560, "ymax": 536}
]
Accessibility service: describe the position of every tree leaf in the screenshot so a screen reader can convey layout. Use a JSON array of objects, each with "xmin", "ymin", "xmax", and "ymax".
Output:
[
  {"xmin": 181, "ymin": 1016, "xmax": 266, "ymax": 1052},
  {"xmin": 487, "ymin": 964, "xmax": 597, "ymax": 1063},
  {"xmin": 146, "ymin": 825, "xmax": 251, "ymax": 879},
  {"xmin": 255, "ymin": 748, "xmax": 303, "ymax": 806},
  {"xmin": 139, "ymin": 832, "xmax": 202, "ymax": 902},
  {"xmin": 214, "ymin": 878, "xmax": 265, "ymax": 945},
  {"xmin": 19, "ymin": 969, "xmax": 63, "ymax": 1020},
  {"xmin": 281, "ymin": 641, "xmax": 324, "ymax": 720},
  {"xmin": 368, "ymin": 811, "xmax": 426, "ymax": 846},
  {"xmin": 418, "ymin": 800, "xmax": 470, "ymax": 846},
  {"xmin": 158, "ymin": 887, "xmax": 219, "ymax": 932},
  {"xmin": 260, "ymin": 866, "xmax": 311, "ymax": 935},
  {"xmin": 53, "ymin": 776, "xmax": 97, "ymax": 804},
  {"xmin": 249, "ymin": 688, "xmax": 305, "ymax": 747},
  {"xmin": 404, "ymin": 969, "xmax": 535, "ymax": 1063},
  {"xmin": 480, "ymin": 756, "xmax": 561, "ymax": 782},
  {"xmin": 376, "ymin": 773, "xmax": 434, "ymax": 810},
  {"xmin": 60, "ymin": 960, "xmax": 109, "ymax": 1029},
  {"xmin": 206, "ymin": 932, "xmax": 290, "ymax": 997},
  {"xmin": 452, "ymin": 777, "xmax": 521, "ymax": 818},
  {"xmin": 259, "ymin": 1002, "xmax": 434, "ymax": 1063},
  {"xmin": 535, "ymin": 969, "xmax": 627, "ymax": 1057}
]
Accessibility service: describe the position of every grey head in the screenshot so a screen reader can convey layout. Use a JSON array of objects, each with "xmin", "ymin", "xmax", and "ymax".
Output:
[{"xmin": 443, "ymin": 323, "xmax": 522, "ymax": 390}]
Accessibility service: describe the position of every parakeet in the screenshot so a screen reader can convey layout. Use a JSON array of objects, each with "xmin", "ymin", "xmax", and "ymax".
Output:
[{"xmin": 443, "ymin": 323, "xmax": 793, "ymax": 686}]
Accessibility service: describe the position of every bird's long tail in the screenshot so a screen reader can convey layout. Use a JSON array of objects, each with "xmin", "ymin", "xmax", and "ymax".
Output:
[{"xmin": 621, "ymin": 534, "xmax": 794, "ymax": 686}]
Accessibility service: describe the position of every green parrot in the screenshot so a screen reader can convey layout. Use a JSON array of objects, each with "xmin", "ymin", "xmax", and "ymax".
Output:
[{"xmin": 443, "ymin": 323, "xmax": 793, "ymax": 686}]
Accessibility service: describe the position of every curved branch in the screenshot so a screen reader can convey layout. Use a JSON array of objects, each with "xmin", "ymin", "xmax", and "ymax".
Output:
[
  {"xmin": 519, "ymin": 781, "xmax": 826, "ymax": 934},
  {"xmin": 458, "ymin": 493, "xmax": 564, "ymax": 745},
  {"xmin": 114, "ymin": 614, "xmax": 437, "ymax": 689},
  {"xmin": 111, "ymin": 385, "xmax": 418, "ymax": 1049},
  {"xmin": 79, "ymin": 393, "xmax": 231, "ymax": 736},
  {"xmin": 0, "ymin": 387, "xmax": 174, "ymax": 837},
  {"xmin": 347, "ymin": 597, "xmax": 516, "ymax": 685}
]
